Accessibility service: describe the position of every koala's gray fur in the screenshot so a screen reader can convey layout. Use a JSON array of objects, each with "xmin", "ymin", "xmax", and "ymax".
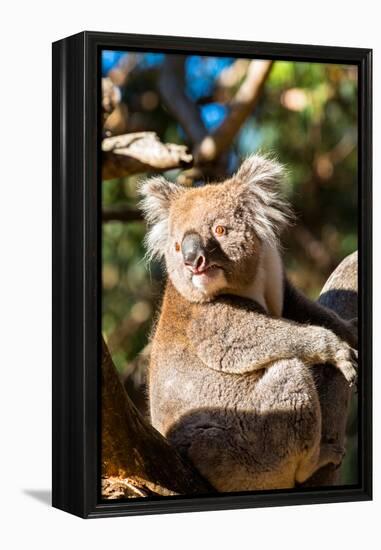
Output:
[{"xmin": 139, "ymin": 154, "xmax": 357, "ymax": 491}]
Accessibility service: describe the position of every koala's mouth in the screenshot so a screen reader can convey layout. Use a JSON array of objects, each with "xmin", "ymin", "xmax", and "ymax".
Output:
[
  {"xmin": 189, "ymin": 263, "xmax": 227, "ymax": 295},
  {"xmin": 190, "ymin": 264, "xmax": 222, "ymax": 277}
]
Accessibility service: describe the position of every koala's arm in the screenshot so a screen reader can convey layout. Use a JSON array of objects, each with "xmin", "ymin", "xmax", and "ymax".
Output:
[
  {"xmin": 282, "ymin": 278, "xmax": 357, "ymax": 349},
  {"xmin": 187, "ymin": 297, "xmax": 357, "ymax": 386}
]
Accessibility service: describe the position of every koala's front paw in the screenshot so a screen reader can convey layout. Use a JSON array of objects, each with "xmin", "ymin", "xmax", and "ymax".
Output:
[{"xmin": 333, "ymin": 344, "xmax": 358, "ymax": 388}]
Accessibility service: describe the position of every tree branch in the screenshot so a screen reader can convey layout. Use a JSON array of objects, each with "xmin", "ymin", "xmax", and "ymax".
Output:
[
  {"xmin": 319, "ymin": 251, "xmax": 358, "ymax": 320},
  {"xmin": 101, "ymin": 338, "xmax": 213, "ymax": 498},
  {"xmin": 196, "ymin": 60, "xmax": 273, "ymax": 163},
  {"xmin": 158, "ymin": 56, "xmax": 208, "ymax": 146},
  {"xmin": 102, "ymin": 206, "xmax": 143, "ymax": 223},
  {"xmin": 102, "ymin": 132, "xmax": 193, "ymax": 181}
]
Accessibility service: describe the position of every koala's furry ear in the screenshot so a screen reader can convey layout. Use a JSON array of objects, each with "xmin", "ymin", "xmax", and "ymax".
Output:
[
  {"xmin": 139, "ymin": 176, "xmax": 183, "ymax": 260},
  {"xmin": 234, "ymin": 154, "xmax": 293, "ymax": 244}
]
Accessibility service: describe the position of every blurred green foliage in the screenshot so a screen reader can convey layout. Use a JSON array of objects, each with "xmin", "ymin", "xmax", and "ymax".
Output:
[{"xmin": 102, "ymin": 54, "xmax": 358, "ymax": 485}]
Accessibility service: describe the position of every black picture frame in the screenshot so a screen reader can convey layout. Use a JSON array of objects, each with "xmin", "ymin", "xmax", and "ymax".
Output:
[{"xmin": 52, "ymin": 31, "xmax": 372, "ymax": 519}]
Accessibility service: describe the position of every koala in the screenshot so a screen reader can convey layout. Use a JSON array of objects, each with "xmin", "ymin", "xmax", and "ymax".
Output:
[{"xmin": 139, "ymin": 154, "xmax": 357, "ymax": 492}]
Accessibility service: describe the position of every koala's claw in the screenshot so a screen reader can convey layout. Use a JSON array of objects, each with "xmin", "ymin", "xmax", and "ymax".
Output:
[{"xmin": 334, "ymin": 346, "xmax": 358, "ymax": 388}]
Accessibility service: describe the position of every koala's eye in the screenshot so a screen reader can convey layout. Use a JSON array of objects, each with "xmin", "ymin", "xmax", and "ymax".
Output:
[
  {"xmin": 175, "ymin": 242, "xmax": 181, "ymax": 252},
  {"xmin": 214, "ymin": 225, "xmax": 226, "ymax": 236}
]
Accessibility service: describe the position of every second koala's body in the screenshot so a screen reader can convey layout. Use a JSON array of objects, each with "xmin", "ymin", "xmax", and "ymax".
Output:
[{"xmin": 140, "ymin": 155, "xmax": 357, "ymax": 491}]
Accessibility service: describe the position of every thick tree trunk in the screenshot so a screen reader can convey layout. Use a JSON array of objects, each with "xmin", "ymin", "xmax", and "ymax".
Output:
[
  {"xmin": 302, "ymin": 251, "xmax": 358, "ymax": 487},
  {"xmin": 101, "ymin": 339, "xmax": 213, "ymax": 499}
]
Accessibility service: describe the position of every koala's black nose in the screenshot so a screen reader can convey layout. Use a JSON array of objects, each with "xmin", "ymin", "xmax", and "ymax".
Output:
[{"xmin": 181, "ymin": 233, "xmax": 206, "ymax": 271}]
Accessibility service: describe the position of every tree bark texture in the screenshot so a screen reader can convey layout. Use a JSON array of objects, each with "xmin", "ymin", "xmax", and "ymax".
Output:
[
  {"xmin": 101, "ymin": 339, "xmax": 213, "ymax": 498},
  {"xmin": 102, "ymin": 132, "xmax": 193, "ymax": 180},
  {"xmin": 301, "ymin": 251, "xmax": 358, "ymax": 487}
]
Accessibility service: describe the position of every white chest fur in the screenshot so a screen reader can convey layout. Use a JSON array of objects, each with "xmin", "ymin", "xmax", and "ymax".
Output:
[{"xmin": 239, "ymin": 244, "xmax": 284, "ymax": 317}]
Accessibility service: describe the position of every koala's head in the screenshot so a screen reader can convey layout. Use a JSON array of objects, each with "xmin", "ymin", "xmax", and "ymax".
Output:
[{"xmin": 139, "ymin": 154, "xmax": 292, "ymax": 303}]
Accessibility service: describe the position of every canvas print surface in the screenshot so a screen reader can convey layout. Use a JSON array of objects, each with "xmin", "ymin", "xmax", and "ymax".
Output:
[{"xmin": 100, "ymin": 50, "xmax": 358, "ymax": 500}]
